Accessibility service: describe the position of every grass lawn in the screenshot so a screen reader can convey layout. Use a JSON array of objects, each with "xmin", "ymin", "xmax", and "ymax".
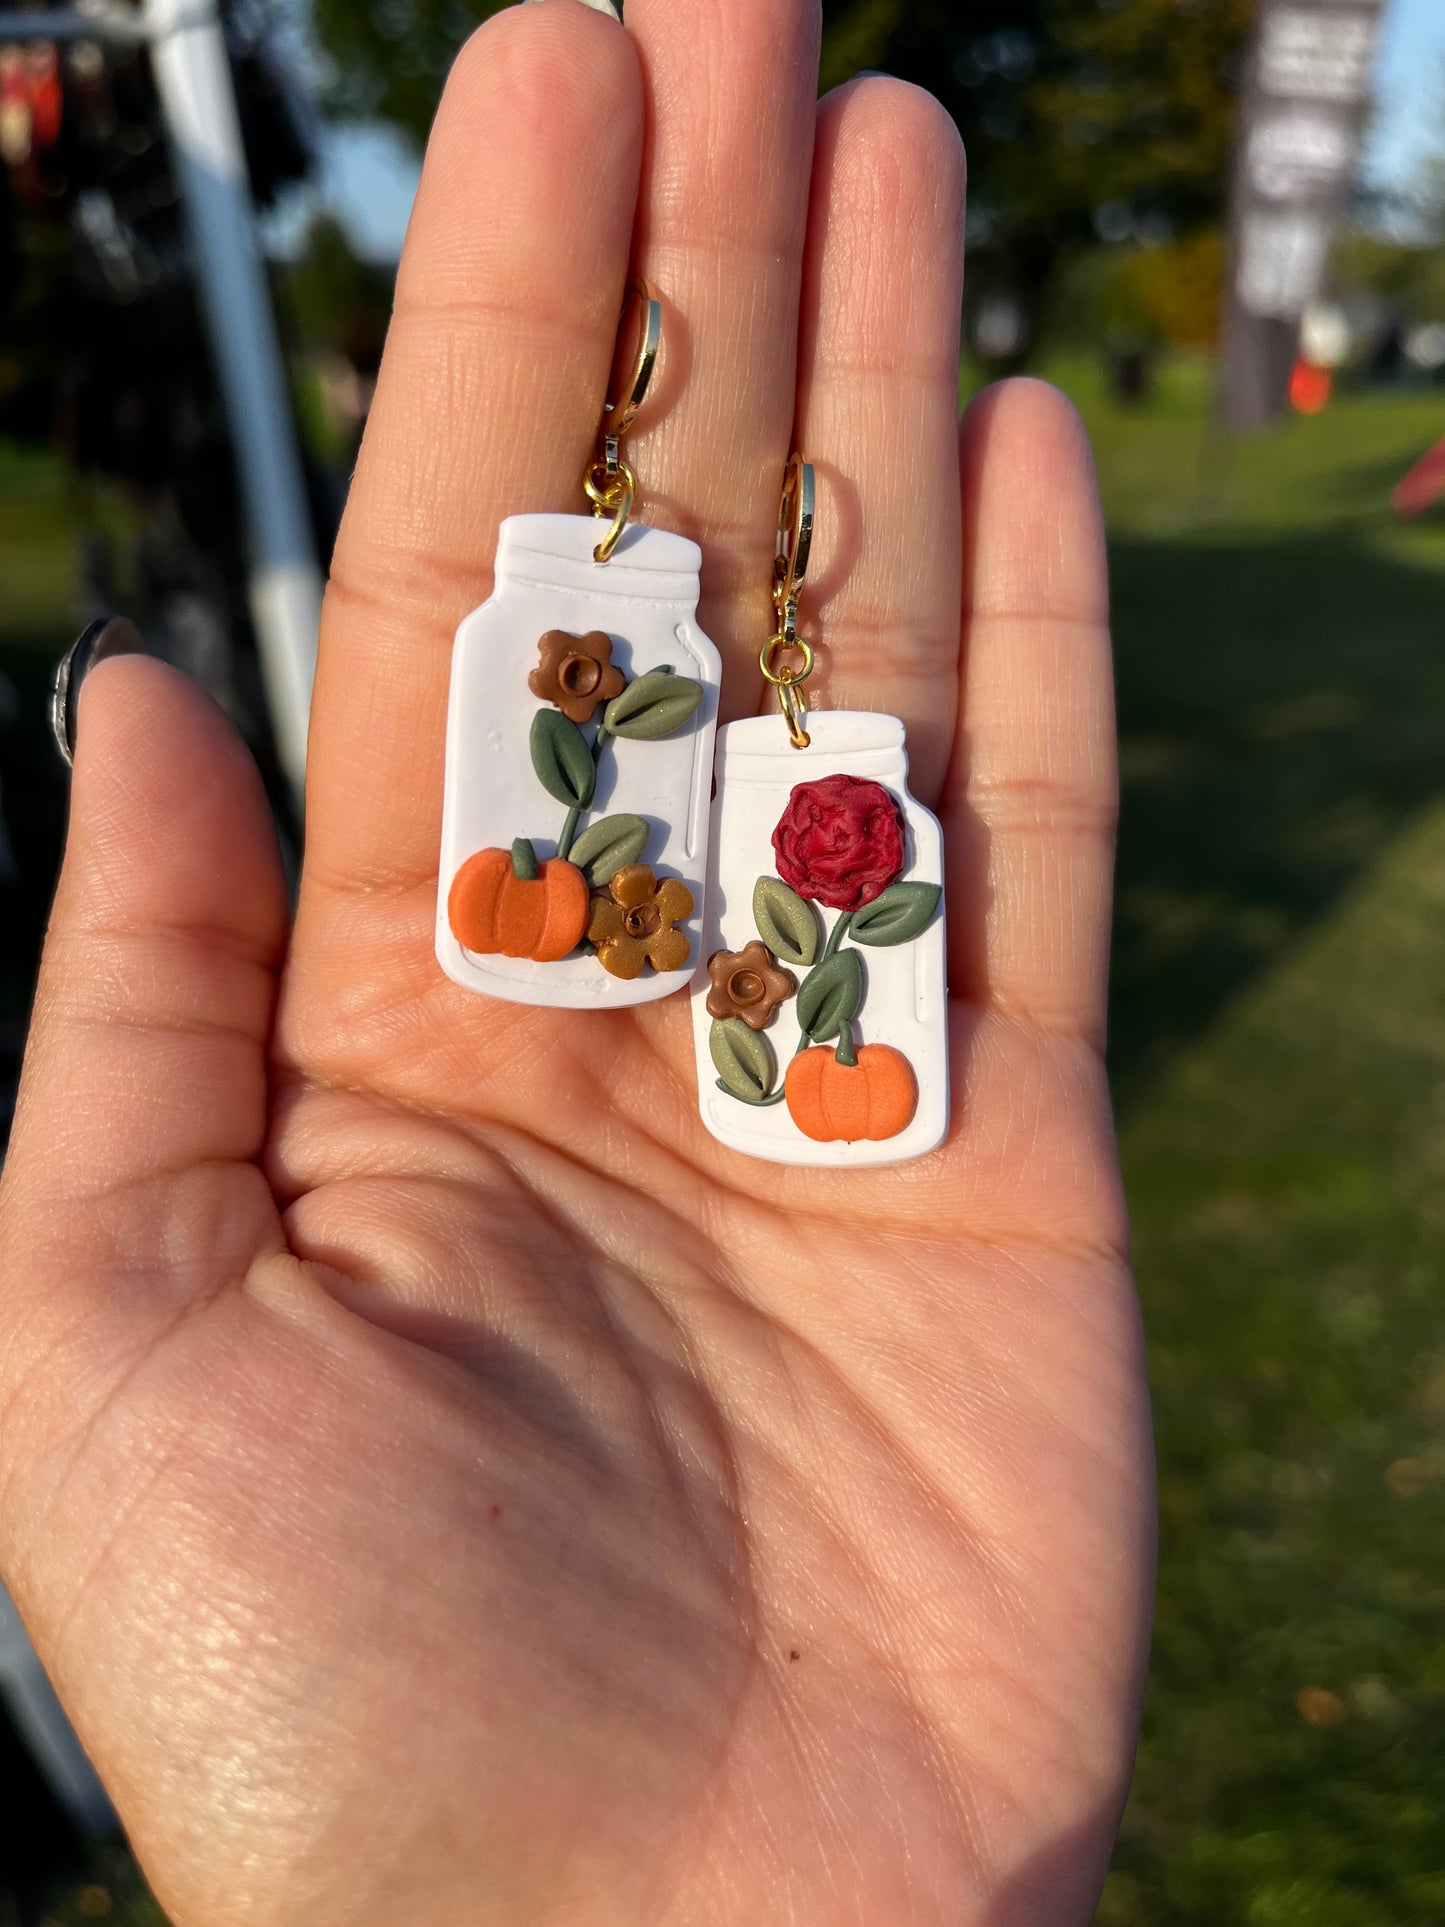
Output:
[
  {"xmin": 1064, "ymin": 359, "xmax": 1445, "ymax": 1926},
  {"xmin": 3, "ymin": 362, "xmax": 1445, "ymax": 1924}
]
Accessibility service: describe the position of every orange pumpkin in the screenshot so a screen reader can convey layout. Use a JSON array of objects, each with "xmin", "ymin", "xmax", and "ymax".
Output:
[
  {"xmin": 448, "ymin": 844, "xmax": 588, "ymax": 960},
  {"xmin": 785, "ymin": 1044, "xmax": 917, "ymax": 1143}
]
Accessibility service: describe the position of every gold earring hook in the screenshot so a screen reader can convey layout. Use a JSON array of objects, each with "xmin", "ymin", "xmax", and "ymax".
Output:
[
  {"xmin": 600, "ymin": 282, "xmax": 661, "ymax": 446},
  {"xmin": 759, "ymin": 452, "xmax": 816, "ymax": 747},
  {"xmin": 773, "ymin": 449, "xmax": 814, "ymax": 630},
  {"xmin": 584, "ymin": 278, "xmax": 661, "ymax": 563}
]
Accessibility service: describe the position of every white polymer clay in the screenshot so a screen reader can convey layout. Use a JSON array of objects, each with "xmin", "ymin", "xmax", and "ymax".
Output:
[
  {"xmin": 690, "ymin": 711, "xmax": 950, "ymax": 1168},
  {"xmin": 436, "ymin": 512, "xmax": 721, "ymax": 1009}
]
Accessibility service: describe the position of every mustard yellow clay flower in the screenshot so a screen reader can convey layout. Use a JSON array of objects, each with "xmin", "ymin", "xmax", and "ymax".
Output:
[{"xmin": 588, "ymin": 865, "xmax": 693, "ymax": 979}]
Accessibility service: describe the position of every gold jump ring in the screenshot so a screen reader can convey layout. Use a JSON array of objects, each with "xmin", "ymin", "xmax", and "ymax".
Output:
[
  {"xmin": 584, "ymin": 456, "xmax": 637, "ymax": 563},
  {"xmin": 777, "ymin": 674, "xmax": 811, "ymax": 749},
  {"xmin": 759, "ymin": 632, "xmax": 815, "ymax": 685}
]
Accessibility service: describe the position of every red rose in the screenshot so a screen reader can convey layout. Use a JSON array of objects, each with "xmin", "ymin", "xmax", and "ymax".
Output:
[{"xmin": 771, "ymin": 775, "xmax": 905, "ymax": 911}]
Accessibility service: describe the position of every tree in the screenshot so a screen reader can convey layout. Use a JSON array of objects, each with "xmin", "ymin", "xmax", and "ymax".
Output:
[
  {"xmin": 822, "ymin": 0, "xmax": 1252, "ymax": 362},
  {"xmin": 309, "ymin": 0, "xmax": 1253, "ymax": 364},
  {"xmin": 310, "ymin": 0, "xmax": 508, "ymax": 137}
]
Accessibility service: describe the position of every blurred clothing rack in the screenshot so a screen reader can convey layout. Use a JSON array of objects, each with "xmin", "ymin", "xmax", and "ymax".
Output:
[{"xmin": 0, "ymin": 0, "xmax": 320, "ymax": 794}]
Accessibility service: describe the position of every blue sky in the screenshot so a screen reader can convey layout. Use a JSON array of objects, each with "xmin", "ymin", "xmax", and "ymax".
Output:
[
  {"xmin": 288, "ymin": 0, "xmax": 1445, "ymax": 264},
  {"xmin": 304, "ymin": 121, "xmax": 421, "ymax": 262},
  {"xmin": 1364, "ymin": 0, "xmax": 1445, "ymax": 194}
]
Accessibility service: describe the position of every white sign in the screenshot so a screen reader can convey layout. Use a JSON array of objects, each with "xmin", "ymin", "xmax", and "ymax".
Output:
[
  {"xmin": 1248, "ymin": 107, "xmax": 1353, "ymax": 198},
  {"xmin": 1259, "ymin": 9, "xmax": 1379, "ymax": 102},
  {"xmin": 1237, "ymin": 209, "xmax": 1331, "ymax": 318}
]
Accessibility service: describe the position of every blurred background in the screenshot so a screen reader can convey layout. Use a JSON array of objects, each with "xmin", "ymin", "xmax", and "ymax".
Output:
[{"xmin": 1, "ymin": 0, "xmax": 1443, "ymax": 1920}]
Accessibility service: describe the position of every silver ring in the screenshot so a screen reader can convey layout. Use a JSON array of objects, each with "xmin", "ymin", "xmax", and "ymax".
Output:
[{"xmin": 51, "ymin": 615, "xmax": 144, "ymax": 768}]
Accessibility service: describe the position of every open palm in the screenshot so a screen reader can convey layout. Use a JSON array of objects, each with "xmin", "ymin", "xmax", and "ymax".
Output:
[{"xmin": 0, "ymin": 3, "xmax": 1152, "ymax": 1922}]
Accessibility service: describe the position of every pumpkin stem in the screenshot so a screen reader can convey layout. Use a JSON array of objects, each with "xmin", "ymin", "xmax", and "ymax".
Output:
[
  {"xmin": 834, "ymin": 1022, "xmax": 858, "ymax": 1068},
  {"xmin": 510, "ymin": 837, "xmax": 539, "ymax": 881}
]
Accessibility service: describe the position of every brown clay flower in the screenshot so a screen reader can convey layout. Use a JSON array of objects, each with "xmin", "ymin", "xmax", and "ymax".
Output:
[
  {"xmin": 529, "ymin": 629, "xmax": 626, "ymax": 724},
  {"xmin": 588, "ymin": 864, "xmax": 694, "ymax": 979},
  {"xmin": 705, "ymin": 940, "xmax": 795, "ymax": 1030}
]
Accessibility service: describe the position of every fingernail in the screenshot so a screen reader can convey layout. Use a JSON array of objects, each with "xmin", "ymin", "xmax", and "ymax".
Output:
[
  {"xmin": 51, "ymin": 615, "xmax": 144, "ymax": 768},
  {"xmin": 525, "ymin": 0, "xmax": 621, "ymax": 14}
]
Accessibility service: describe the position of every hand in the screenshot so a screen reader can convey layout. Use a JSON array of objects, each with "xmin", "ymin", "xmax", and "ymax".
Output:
[{"xmin": 0, "ymin": 3, "xmax": 1152, "ymax": 1921}]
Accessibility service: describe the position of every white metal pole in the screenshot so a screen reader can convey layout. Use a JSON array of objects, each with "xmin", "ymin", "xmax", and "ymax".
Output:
[{"xmin": 143, "ymin": 0, "xmax": 321, "ymax": 791}]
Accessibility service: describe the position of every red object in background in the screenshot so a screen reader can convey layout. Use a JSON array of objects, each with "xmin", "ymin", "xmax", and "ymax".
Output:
[
  {"xmin": 1288, "ymin": 358, "xmax": 1333, "ymax": 415},
  {"xmin": 0, "ymin": 46, "xmax": 29, "ymax": 166},
  {"xmin": 0, "ymin": 38, "xmax": 62, "ymax": 208},
  {"xmin": 27, "ymin": 44, "xmax": 62, "ymax": 151},
  {"xmin": 1393, "ymin": 437, "xmax": 1445, "ymax": 519}
]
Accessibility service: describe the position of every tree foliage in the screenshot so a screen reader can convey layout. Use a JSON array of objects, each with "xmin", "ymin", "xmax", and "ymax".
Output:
[
  {"xmin": 310, "ymin": 0, "xmax": 507, "ymax": 136},
  {"xmin": 1332, "ymin": 232, "xmax": 1445, "ymax": 321},
  {"xmin": 308, "ymin": 0, "xmax": 1253, "ymax": 355},
  {"xmin": 819, "ymin": 0, "xmax": 1251, "ymax": 296},
  {"xmin": 1064, "ymin": 229, "xmax": 1227, "ymax": 352}
]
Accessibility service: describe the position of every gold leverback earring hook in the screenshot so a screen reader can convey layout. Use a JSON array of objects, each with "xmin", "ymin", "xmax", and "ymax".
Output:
[
  {"xmin": 773, "ymin": 449, "xmax": 814, "ymax": 631},
  {"xmin": 759, "ymin": 452, "xmax": 816, "ymax": 747},
  {"xmin": 583, "ymin": 278, "xmax": 662, "ymax": 563}
]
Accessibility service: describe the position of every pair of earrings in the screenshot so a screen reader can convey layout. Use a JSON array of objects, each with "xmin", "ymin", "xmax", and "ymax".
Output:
[{"xmin": 435, "ymin": 286, "xmax": 948, "ymax": 1168}]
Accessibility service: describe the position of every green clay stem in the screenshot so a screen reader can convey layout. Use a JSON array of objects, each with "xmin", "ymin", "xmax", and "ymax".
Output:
[
  {"xmin": 835, "ymin": 1020, "xmax": 858, "ymax": 1067},
  {"xmin": 556, "ymin": 724, "xmax": 614, "ymax": 861},
  {"xmin": 822, "ymin": 910, "xmax": 854, "ymax": 961},
  {"xmin": 793, "ymin": 910, "xmax": 858, "ymax": 1054}
]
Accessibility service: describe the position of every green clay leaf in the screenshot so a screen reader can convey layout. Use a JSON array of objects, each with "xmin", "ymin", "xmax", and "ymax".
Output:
[
  {"xmin": 530, "ymin": 708, "xmax": 595, "ymax": 808},
  {"xmin": 795, "ymin": 947, "xmax": 862, "ymax": 1042},
  {"xmin": 604, "ymin": 669, "xmax": 705, "ymax": 740},
  {"xmin": 849, "ymin": 881, "xmax": 941, "ymax": 947},
  {"xmin": 753, "ymin": 876, "xmax": 819, "ymax": 965},
  {"xmin": 567, "ymin": 813, "xmax": 650, "ymax": 887},
  {"xmin": 710, "ymin": 1018, "xmax": 776, "ymax": 1103}
]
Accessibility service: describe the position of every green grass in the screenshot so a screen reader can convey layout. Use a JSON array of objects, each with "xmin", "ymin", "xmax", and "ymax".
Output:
[
  {"xmin": 1102, "ymin": 809, "xmax": 1445, "ymax": 1927},
  {"xmin": 5, "ymin": 367, "xmax": 1445, "ymax": 1922},
  {"xmin": 1058, "ymin": 365, "xmax": 1445, "ymax": 1923},
  {"xmin": 0, "ymin": 442, "xmax": 89, "ymax": 649}
]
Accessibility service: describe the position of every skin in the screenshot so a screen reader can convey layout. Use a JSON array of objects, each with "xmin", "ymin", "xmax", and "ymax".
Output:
[{"xmin": 0, "ymin": 2, "xmax": 1154, "ymax": 1922}]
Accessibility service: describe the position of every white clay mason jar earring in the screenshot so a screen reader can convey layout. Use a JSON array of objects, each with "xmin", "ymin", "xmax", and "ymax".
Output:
[
  {"xmin": 435, "ymin": 282, "xmax": 721, "ymax": 1008},
  {"xmin": 690, "ymin": 455, "xmax": 949, "ymax": 1166}
]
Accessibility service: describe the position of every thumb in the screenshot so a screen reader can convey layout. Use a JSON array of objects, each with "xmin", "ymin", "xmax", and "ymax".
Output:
[{"xmin": 0, "ymin": 654, "xmax": 289, "ymax": 1434}]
